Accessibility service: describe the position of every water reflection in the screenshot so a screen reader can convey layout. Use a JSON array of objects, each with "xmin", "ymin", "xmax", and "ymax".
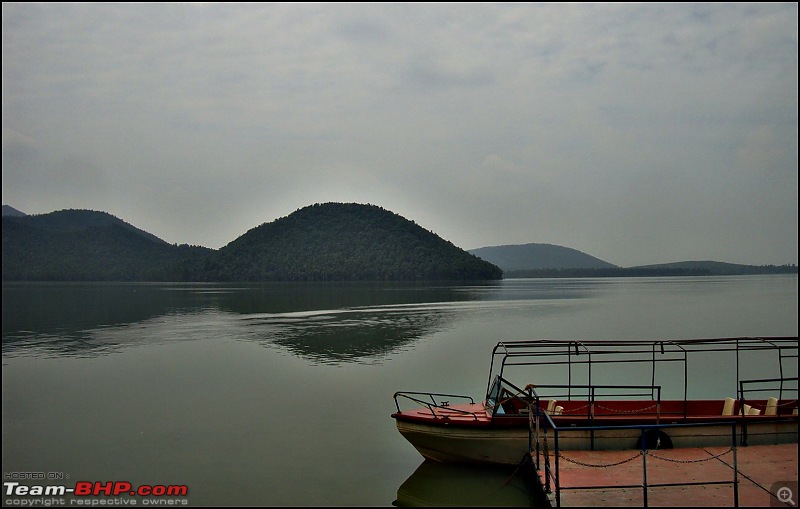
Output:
[
  {"xmin": 394, "ymin": 461, "xmax": 538, "ymax": 507},
  {"xmin": 242, "ymin": 303, "xmax": 465, "ymax": 364},
  {"xmin": 1, "ymin": 282, "xmax": 494, "ymax": 359},
  {"xmin": 1, "ymin": 280, "xmax": 600, "ymax": 361},
  {"xmin": 2, "ymin": 283, "xmax": 214, "ymax": 358}
]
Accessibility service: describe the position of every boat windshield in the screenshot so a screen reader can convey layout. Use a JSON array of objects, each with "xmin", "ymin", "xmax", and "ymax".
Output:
[
  {"xmin": 485, "ymin": 374, "xmax": 533, "ymax": 416},
  {"xmin": 486, "ymin": 375, "xmax": 502, "ymax": 414}
]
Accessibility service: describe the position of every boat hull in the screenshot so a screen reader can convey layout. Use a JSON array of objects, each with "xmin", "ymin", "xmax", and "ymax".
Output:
[
  {"xmin": 395, "ymin": 417, "xmax": 799, "ymax": 466},
  {"xmin": 396, "ymin": 419, "xmax": 532, "ymax": 465}
]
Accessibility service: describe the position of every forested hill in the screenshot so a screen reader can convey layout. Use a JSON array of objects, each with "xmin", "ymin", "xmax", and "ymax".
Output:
[
  {"xmin": 2, "ymin": 204, "xmax": 502, "ymax": 281},
  {"xmin": 2, "ymin": 209, "xmax": 212, "ymax": 281},
  {"xmin": 203, "ymin": 203, "xmax": 502, "ymax": 281},
  {"xmin": 2, "ymin": 205, "xmax": 26, "ymax": 217}
]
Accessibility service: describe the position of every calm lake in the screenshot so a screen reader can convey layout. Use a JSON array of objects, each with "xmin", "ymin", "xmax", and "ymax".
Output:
[{"xmin": 2, "ymin": 275, "xmax": 798, "ymax": 506}]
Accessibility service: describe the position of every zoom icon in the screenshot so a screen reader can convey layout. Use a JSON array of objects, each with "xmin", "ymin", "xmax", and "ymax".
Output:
[{"xmin": 772, "ymin": 482, "xmax": 798, "ymax": 507}]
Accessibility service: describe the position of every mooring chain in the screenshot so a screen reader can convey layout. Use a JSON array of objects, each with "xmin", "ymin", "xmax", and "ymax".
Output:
[
  {"xmin": 739, "ymin": 399, "xmax": 798, "ymax": 413},
  {"xmin": 558, "ymin": 404, "xmax": 589, "ymax": 413},
  {"xmin": 543, "ymin": 425, "xmax": 551, "ymax": 479},
  {"xmin": 557, "ymin": 446, "xmax": 733, "ymax": 468},
  {"xmin": 648, "ymin": 447, "xmax": 733, "ymax": 463},
  {"xmin": 594, "ymin": 403, "xmax": 658, "ymax": 414},
  {"xmin": 557, "ymin": 451, "xmax": 642, "ymax": 468}
]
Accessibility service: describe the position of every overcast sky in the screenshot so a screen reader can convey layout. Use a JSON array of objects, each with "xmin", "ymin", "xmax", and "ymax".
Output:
[{"xmin": 3, "ymin": 3, "xmax": 797, "ymax": 267}]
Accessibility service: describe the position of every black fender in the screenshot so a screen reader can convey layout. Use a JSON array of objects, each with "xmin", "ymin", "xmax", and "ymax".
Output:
[{"xmin": 636, "ymin": 429, "xmax": 673, "ymax": 450}]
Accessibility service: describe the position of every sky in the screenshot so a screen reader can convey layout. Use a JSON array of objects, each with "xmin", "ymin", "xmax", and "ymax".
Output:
[{"xmin": 2, "ymin": 3, "xmax": 798, "ymax": 267}]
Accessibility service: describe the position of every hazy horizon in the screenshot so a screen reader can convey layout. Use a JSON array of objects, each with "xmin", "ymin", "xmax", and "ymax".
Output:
[{"xmin": 4, "ymin": 201, "xmax": 798, "ymax": 268}]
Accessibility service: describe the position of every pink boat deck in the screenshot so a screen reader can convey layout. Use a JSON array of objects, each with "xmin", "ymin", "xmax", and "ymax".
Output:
[{"xmin": 537, "ymin": 443, "xmax": 798, "ymax": 507}]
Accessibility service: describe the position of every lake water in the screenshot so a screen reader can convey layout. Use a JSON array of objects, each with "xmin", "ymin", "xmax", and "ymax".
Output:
[{"xmin": 2, "ymin": 276, "xmax": 797, "ymax": 506}]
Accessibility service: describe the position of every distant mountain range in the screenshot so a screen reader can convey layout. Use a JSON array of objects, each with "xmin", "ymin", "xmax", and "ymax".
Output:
[
  {"xmin": 469, "ymin": 244, "xmax": 618, "ymax": 271},
  {"xmin": 469, "ymin": 243, "xmax": 795, "ymax": 277},
  {"xmin": 3, "ymin": 203, "xmax": 796, "ymax": 281}
]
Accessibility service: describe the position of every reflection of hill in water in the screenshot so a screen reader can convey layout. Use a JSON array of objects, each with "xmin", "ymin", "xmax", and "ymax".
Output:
[
  {"xmin": 2, "ymin": 282, "xmax": 503, "ymax": 359},
  {"xmin": 2, "ymin": 283, "xmax": 217, "ymax": 358},
  {"xmin": 3, "ymin": 280, "xmax": 594, "ymax": 360},
  {"xmin": 242, "ymin": 304, "xmax": 460, "ymax": 364},
  {"xmin": 394, "ymin": 461, "xmax": 537, "ymax": 507}
]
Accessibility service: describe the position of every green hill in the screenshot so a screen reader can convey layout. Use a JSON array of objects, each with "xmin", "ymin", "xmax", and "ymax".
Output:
[
  {"xmin": 202, "ymin": 203, "xmax": 502, "ymax": 281},
  {"xmin": 2, "ymin": 204, "xmax": 502, "ymax": 282},
  {"xmin": 2, "ymin": 209, "xmax": 212, "ymax": 281},
  {"xmin": 2, "ymin": 205, "xmax": 26, "ymax": 217}
]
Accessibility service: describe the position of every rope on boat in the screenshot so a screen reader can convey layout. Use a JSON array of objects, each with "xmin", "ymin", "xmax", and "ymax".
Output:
[
  {"xmin": 503, "ymin": 400, "xmax": 538, "ymax": 487},
  {"xmin": 503, "ymin": 452, "xmax": 532, "ymax": 486}
]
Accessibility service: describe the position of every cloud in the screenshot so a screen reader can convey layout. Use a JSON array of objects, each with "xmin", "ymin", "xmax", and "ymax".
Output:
[{"xmin": 2, "ymin": 3, "xmax": 797, "ymax": 265}]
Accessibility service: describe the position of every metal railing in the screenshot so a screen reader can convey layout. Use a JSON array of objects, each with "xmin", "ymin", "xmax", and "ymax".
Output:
[
  {"xmin": 392, "ymin": 391, "xmax": 479, "ymax": 420},
  {"xmin": 737, "ymin": 377, "xmax": 799, "ymax": 445},
  {"xmin": 529, "ymin": 405, "xmax": 741, "ymax": 508},
  {"xmin": 738, "ymin": 377, "xmax": 798, "ymax": 412}
]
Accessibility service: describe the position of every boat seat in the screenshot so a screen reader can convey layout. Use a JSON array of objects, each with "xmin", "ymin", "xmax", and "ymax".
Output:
[
  {"xmin": 737, "ymin": 402, "xmax": 763, "ymax": 416},
  {"xmin": 746, "ymin": 405, "xmax": 761, "ymax": 416},
  {"xmin": 765, "ymin": 397, "xmax": 778, "ymax": 416},
  {"xmin": 722, "ymin": 397, "xmax": 736, "ymax": 416}
]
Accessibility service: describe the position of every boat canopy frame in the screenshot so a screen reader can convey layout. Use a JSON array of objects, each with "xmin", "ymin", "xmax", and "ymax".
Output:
[{"xmin": 485, "ymin": 337, "xmax": 799, "ymax": 416}]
